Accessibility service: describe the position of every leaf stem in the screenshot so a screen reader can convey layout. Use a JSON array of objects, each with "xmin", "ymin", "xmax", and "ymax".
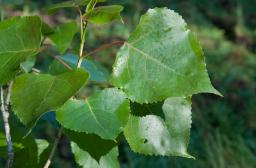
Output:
[
  {"xmin": 77, "ymin": 8, "xmax": 88, "ymax": 68},
  {"xmin": 84, "ymin": 41, "xmax": 124, "ymax": 58},
  {"xmin": 43, "ymin": 127, "xmax": 63, "ymax": 168},
  {"xmin": 44, "ymin": 49, "xmax": 73, "ymax": 70},
  {"xmin": 1, "ymin": 83, "xmax": 14, "ymax": 168}
]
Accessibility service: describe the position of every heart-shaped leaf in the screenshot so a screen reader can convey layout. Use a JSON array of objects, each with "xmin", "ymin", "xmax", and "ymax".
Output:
[
  {"xmin": 11, "ymin": 69, "xmax": 89, "ymax": 130},
  {"xmin": 0, "ymin": 16, "xmax": 41, "ymax": 84},
  {"xmin": 57, "ymin": 88, "xmax": 130, "ymax": 140},
  {"xmin": 111, "ymin": 7, "xmax": 220, "ymax": 103},
  {"xmin": 124, "ymin": 97, "xmax": 194, "ymax": 158}
]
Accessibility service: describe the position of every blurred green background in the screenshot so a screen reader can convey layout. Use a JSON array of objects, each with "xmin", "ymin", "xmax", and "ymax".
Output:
[{"xmin": 0, "ymin": 0, "xmax": 256, "ymax": 167}]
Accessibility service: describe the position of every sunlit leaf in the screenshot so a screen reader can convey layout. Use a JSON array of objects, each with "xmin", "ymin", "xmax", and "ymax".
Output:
[
  {"xmin": 124, "ymin": 97, "xmax": 194, "ymax": 158},
  {"xmin": 111, "ymin": 7, "xmax": 220, "ymax": 103},
  {"xmin": 57, "ymin": 88, "xmax": 130, "ymax": 140}
]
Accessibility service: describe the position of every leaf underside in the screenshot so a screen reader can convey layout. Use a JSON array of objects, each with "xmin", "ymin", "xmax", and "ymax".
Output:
[{"xmin": 111, "ymin": 7, "xmax": 220, "ymax": 103}]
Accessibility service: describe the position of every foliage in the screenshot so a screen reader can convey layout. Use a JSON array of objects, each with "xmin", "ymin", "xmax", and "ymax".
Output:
[{"xmin": 0, "ymin": 0, "xmax": 226, "ymax": 167}]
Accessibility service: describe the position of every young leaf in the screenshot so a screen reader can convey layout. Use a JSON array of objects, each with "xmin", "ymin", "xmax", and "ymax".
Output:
[
  {"xmin": 64, "ymin": 129, "xmax": 116, "ymax": 161},
  {"xmin": 72, "ymin": 142, "xmax": 119, "ymax": 168},
  {"xmin": 57, "ymin": 88, "xmax": 130, "ymax": 140},
  {"xmin": 47, "ymin": 0, "xmax": 106, "ymax": 14},
  {"xmin": 124, "ymin": 97, "xmax": 194, "ymax": 158},
  {"xmin": 47, "ymin": 22, "xmax": 78, "ymax": 54},
  {"xmin": 11, "ymin": 69, "xmax": 89, "ymax": 130},
  {"xmin": 49, "ymin": 54, "xmax": 110, "ymax": 82},
  {"xmin": 111, "ymin": 7, "xmax": 220, "ymax": 103},
  {"xmin": 85, "ymin": 5, "xmax": 124, "ymax": 24},
  {"xmin": 0, "ymin": 16, "xmax": 41, "ymax": 84}
]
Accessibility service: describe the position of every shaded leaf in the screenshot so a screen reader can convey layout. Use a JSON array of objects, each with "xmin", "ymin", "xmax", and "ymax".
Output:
[
  {"xmin": 85, "ymin": 5, "xmax": 123, "ymax": 24},
  {"xmin": 124, "ymin": 97, "xmax": 194, "ymax": 158},
  {"xmin": 49, "ymin": 54, "xmax": 110, "ymax": 82},
  {"xmin": 11, "ymin": 69, "xmax": 89, "ymax": 130},
  {"xmin": 111, "ymin": 7, "xmax": 220, "ymax": 103},
  {"xmin": 0, "ymin": 16, "xmax": 41, "ymax": 84},
  {"xmin": 64, "ymin": 129, "xmax": 116, "ymax": 161},
  {"xmin": 57, "ymin": 88, "xmax": 130, "ymax": 140},
  {"xmin": 72, "ymin": 142, "xmax": 120, "ymax": 168},
  {"xmin": 48, "ymin": 22, "xmax": 78, "ymax": 53}
]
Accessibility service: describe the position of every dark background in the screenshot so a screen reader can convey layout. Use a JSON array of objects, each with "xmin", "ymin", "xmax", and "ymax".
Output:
[{"xmin": 0, "ymin": 0, "xmax": 256, "ymax": 167}]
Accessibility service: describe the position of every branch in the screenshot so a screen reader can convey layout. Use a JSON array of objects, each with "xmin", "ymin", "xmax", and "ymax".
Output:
[
  {"xmin": 43, "ymin": 127, "xmax": 63, "ymax": 168},
  {"xmin": 84, "ymin": 41, "xmax": 124, "ymax": 58},
  {"xmin": 1, "ymin": 83, "xmax": 14, "ymax": 168},
  {"xmin": 44, "ymin": 49, "xmax": 73, "ymax": 70}
]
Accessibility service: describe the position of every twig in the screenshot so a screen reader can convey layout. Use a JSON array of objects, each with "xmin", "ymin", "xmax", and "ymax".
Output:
[
  {"xmin": 1, "ymin": 84, "xmax": 14, "ymax": 168},
  {"xmin": 84, "ymin": 41, "xmax": 124, "ymax": 58},
  {"xmin": 43, "ymin": 127, "xmax": 63, "ymax": 168},
  {"xmin": 44, "ymin": 49, "xmax": 73, "ymax": 70}
]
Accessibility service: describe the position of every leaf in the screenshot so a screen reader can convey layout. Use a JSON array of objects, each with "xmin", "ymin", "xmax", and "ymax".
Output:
[
  {"xmin": 35, "ymin": 139, "xmax": 52, "ymax": 167},
  {"xmin": 85, "ymin": 5, "xmax": 124, "ymax": 24},
  {"xmin": 41, "ymin": 21, "xmax": 54, "ymax": 36},
  {"xmin": 124, "ymin": 97, "xmax": 194, "ymax": 158},
  {"xmin": 47, "ymin": 0, "xmax": 106, "ymax": 14},
  {"xmin": 72, "ymin": 142, "xmax": 120, "ymax": 168},
  {"xmin": 64, "ymin": 129, "xmax": 116, "ymax": 161},
  {"xmin": 48, "ymin": 22, "xmax": 78, "ymax": 54},
  {"xmin": 11, "ymin": 69, "xmax": 89, "ymax": 130},
  {"xmin": 35, "ymin": 139, "xmax": 49, "ymax": 161},
  {"xmin": 49, "ymin": 54, "xmax": 110, "ymax": 82},
  {"xmin": 20, "ymin": 56, "xmax": 36, "ymax": 73},
  {"xmin": 111, "ymin": 7, "xmax": 220, "ymax": 103},
  {"xmin": 57, "ymin": 88, "xmax": 130, "ymax": 140},
  {"xmin": 0, "ymin": 16, "xmax": 41, "ymax": 84}
]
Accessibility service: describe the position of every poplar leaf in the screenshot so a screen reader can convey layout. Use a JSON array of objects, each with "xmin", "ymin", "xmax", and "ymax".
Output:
[
  {"xmin": 57, "ymin": 88, "xmax": 130, "ymax": 140},
  {"xmin": 11, "ymin": 69, "xmax": 89, "ymax": 130},
  {"xmin": 124, "ymin": 97, "xmax": 194, "ymax": 158},
  {"xmin": 0, "ymin": 16, "xmax": 41, "ymax": 84},
  {"xmin": 111, "ymin": 7, "xmax": 220, "ymax": 103}
]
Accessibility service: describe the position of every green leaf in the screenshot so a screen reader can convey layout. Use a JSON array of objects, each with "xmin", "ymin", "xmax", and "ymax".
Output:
[
  {"xmin": 72, "ymin": 142, "xmax": 119, "ymax": 168},
  {"xmin": 20, "ymin": 56, "xmax": 36, "ymax": 73},
  {"xmin": 49, "ymin": 54, "xmax": 110, "ymax": 82},
  {"xmin": 64, "ymin": 129, "xmax": 116, "ymax": 161},
  {"xmin": 41, "ymin": 21, "xmax": 54, "ymax": 36},
  {"xmin": 111, "ymin": 7, "xmax": 220, "ymax": 103},
  {"xmin": 48, "ymin": 22, "xmax": 78, "ymax": 54},
  {"xmin": 11, "ymin": 69, "xmax": 89, "ymax": 130},
  {"xmin": 35, "ymin": 139, "xmax": 49, "ymax": 161},
  {"xmin": 0, "ymin": 16, "xmax": 41, "ymax": 84},
  {"xmin": 85, "ymin": 5, "xmax": 124, "ymax": 24},
  {"xmin": 57, "ymin": 88, "xmax": 130, "ymax": 140},
  {"xmin": 124, "ymin": 97, "xmax": 194, "ymax": 158},
  {"xmin": 47, "ymin": 0, "xmax": 106, "ymax": 14}
]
